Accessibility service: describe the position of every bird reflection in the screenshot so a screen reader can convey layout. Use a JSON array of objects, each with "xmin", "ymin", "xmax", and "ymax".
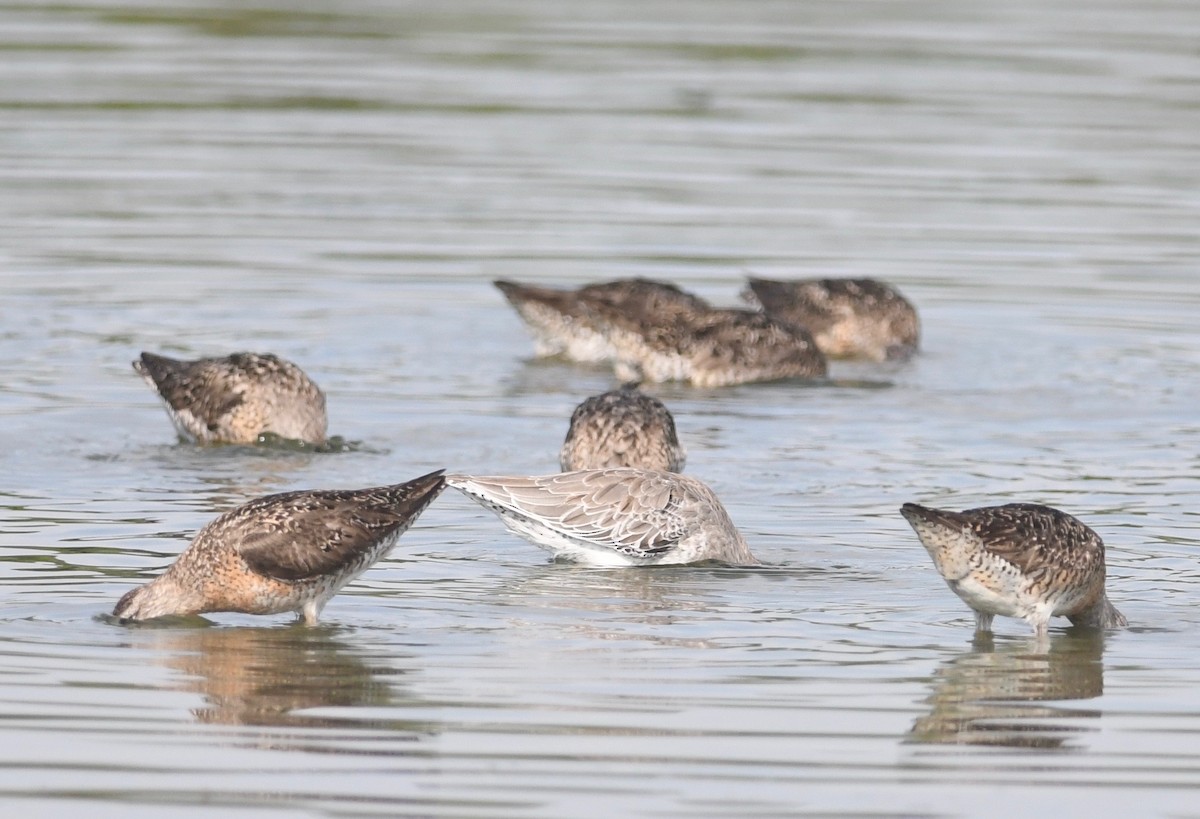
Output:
[
  {"xmin": 908, "ymin": 632, "xmax": 1106, "ymax": 749},
  {"xmin": 146, "ymin": 440, "xmax": 364, "ymax": 513},
  {"xmin": 131, "ymin": 625, "xmax": 427, "ymax": 734},
  {"xmin": 494, "ymin": 562, "xmax": 775, "ymax": 649}
]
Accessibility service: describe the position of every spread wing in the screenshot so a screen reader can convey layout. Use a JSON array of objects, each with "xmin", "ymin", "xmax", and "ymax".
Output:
[{"xmin": 450, "ymin": 469, "xmax": 700, "ymax": 558}]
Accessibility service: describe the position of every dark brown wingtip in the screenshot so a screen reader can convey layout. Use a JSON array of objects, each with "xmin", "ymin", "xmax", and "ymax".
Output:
[
  {"xmin": 132, "ymin": 351, "xmax": 181, "ymax": 387},
  {"xmin": 493, "ymin": 280, "xmax": 526, "ymax": 300},
  {"xmin": 900, "ymin": 503, "xmax": 962, "ymax": 530},
  {"xmin": 394, "ymin": 469, "xmax": 448, "ymax": 514},
  {"xmin": 495, "ymin": 280, "xmax": 549, "ymax": 310},
  {"xmin": 412, "ymin": 467, "xmax": 447, "ymax": 488},
  {"xmin": 491, "ymin": 280, "xmax": 575, "ymax": 312},
  {"xmin": 744, "ymin": 275, "xmax": 781, "ymax": 292},
  {"xmin": 132, "ymin": 351, "xmax": 160, "ymax": 377},
  {"xmin": 744, "ymin": 277, "xmax": 790, "ymax": 311}
]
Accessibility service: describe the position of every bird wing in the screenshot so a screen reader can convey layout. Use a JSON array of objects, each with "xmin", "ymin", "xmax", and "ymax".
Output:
[
  {"xmin": 233, "ymin": 474, "xmax": 444, "ymax": 581},
  {"xmin": 453, "ymin": 469, "xmax": 696, "ymax": 558},
  {"xmin": 964, "ymin": 503, "xmax": 1104, "ymax": 579}
]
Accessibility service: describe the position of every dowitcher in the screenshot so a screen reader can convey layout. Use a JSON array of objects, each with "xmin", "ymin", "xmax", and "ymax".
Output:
[
  {"xmin": 113, "ymin": 470, "xmax": 446, "ymax": 624},
  {"xmin": 448, "ymin": 468, "xmax": 757, "ymax": 566},
  {"xmin": 560, "ymin": 386, "xmax": 686, "ymax": 472},
  {"xmin": 744, "ymin": 277, "xmax": 919, "ymax": 361},
  {"xmin": 494, "ymin": 278, "xmax": 709, "ymax": 363},
  {"xmin": 133, "ymin": 351, "xmax": 327, "ymax": 445},
  {"xmin": 900, "ymin": 502, "xmax": 1126, "ymax": 638},
  {"xmin": 600, "ymin": 304, "xmax": 826, "ymax": 387},
  {"xmin": 495, "ymin": 278, "xmax": 826, "ymax": 386}
]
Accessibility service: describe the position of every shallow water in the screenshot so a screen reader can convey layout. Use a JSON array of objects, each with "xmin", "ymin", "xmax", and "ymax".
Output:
[{"xmin": 2, "ymin": 0, "xmax": 1200, "ymax": 815}]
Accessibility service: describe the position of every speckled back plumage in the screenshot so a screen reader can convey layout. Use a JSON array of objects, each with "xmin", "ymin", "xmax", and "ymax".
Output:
[
  {"xmin": 745, "ymin": 277, "xmax": 919, "ymax": 361},
  {"xmin": 447, "ymin": 468, "xmax": 757, "ymax": 566},
  {"xmin": 900, "ymin": 502, "xmax": 1126, "ymax": 637},
  {"xmin": 576, "ymin": 278, "xmax": 711, "ymax": 322},
  {"xmin": 560, "ymin": 386, "xmax": 686, "ymax": 472},
  {"xmin": 495, "ymin": 278, "xmax": 825, "ymax": 386},
  {"xmin": 494, "ymin": 278, "xmax": 709, "ymax": 363},
  {"xmin": 112, "ymin": 470, "xmax": 446, "ymax": 624},
  {"xmin": 133, "ymin": 351, "xmax": 328, "ymax": 445},
  {"xmin": 599, "ymin": 306, "xmax": 826, "ymax": 387}
]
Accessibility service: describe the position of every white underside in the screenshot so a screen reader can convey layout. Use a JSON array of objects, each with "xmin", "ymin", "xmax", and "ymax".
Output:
[
  {"xmin": 529, "ymin": 326, "xmax": 613, "ymax": 363},
  {"xmin": 949, "ymin": 576, "xmax": 1055, "ymax": 628},
  {"xmin": 289, "ymin": 528, "xmax": 405, "ymax": 623},
  {"xmin": 498, "ymin": 511, "xmax": 644, "ymax": 566},
  {"xmin": 613, "ymin": 350, "xmax": 691, "ymax": 385},
  {"xmin": 163, "ymin": 405, "xmax": 207, "ymax": 443}
]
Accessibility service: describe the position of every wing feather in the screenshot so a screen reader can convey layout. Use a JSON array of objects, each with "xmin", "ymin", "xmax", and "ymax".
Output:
[
  {"xmin": 454, "ymin": 469, "xmax": 699, "ymax": 558},
  {"xmin": 217, "ymin": 473, "xmax": 445, "ymax": 581},
  {"xmin": 964, "ymin": 503, "xmax": 1104, "ymax": 579}
]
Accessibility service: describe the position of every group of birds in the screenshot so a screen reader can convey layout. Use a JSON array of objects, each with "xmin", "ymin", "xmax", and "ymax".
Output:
[{"xmin": 114, "ymin": 276, "xmax": 1125, "ymax": 640}]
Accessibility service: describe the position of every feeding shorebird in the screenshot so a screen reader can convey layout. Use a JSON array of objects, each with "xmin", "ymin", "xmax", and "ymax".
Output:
[
  {"xmin": 900, "ymin": 502, "xmax": 1126, "ymax": 638},
  {"xmin": 448, "ymin": 468, "xmax": 757, "ymax": 566},
  {"xmin": 560, "ymin": 386, "xmax": 686, "ymax": 472},
  {"xmin": 112, "ymin": 470, "xmax": 446, "ymax": 624},
  {"xmin": 494, "ymin": 278, "xmax": 709, "ymax": 364},
  {"xmin": 495, "ymin": 277, "xmax": 826, "ymax": 386},
  {"xmin": 601, "ymin": 304, "xmax": 827, "ymax": 387},
  {"xmin": 133, "ymin": 351, "xmax": 328, "ymax": 445},
  {"xmin": 744, "ymin": 277, "xmax": 919, "ymax": 361}
]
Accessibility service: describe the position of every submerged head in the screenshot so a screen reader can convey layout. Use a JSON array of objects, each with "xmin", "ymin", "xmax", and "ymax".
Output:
[
  {"xmin": 112, "ymin": 574, "xmax": 201, "ymax": 622},
  {"xmin": 1068, "ymin": 594, "xmax": 1128, "ymax": 630}
]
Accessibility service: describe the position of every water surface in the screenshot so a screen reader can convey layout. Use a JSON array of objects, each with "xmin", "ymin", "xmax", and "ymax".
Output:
[{"xmin": 2, "ymin": 0, "xmax": 1200, "ymax": 815}]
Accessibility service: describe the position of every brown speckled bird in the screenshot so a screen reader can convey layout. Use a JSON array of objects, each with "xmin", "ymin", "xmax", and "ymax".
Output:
[
  {"xmin": 744, "ymin": 277, "xmax": 919, "ymax": 361},
  {"xmin": 900, "ymin": 502, "xmax": 1126, "ymax": 638},
  {"xmin": 448, "ymin": 468, "xmax": 757, "ymax": 566},
  {"xmin": 495, "ymin": 278, "xmax": 826, "ymax": 386},
  {"xmin": 494, "ymin": 278, "xmax": 709, "ymax": 364},
  {"xmin": 560, "ymin": 386, "xmax": 686, "ymax": 473},
  {"xmin": 113, "ymin": 470, "xmax": 446, "ymax": 624},
  {"xmin": 602, "ymin": 304, "xmax": 826, "ymax": 387},
  {"xmin": 133, "ymin": 351, "xmax": 328, "ymax": 445}
]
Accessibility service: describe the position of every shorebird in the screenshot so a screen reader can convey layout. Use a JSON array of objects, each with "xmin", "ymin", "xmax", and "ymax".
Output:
[
  {"xmin": 560, "ymin": 386, "xmax": 686, "ymax": 472},
  {"xmin": 447, "ymin": 468, "xmax": 757, "ymax": 566},
  {"xmin": 112, "ymin": 470, "xmax": 446, "ymax": 624},
  {"xmin": 744, "ymin": 277, "xmax": 919, "ymax": 361},
  {"xmin": 900, "ymin": 502, "xmax": 1126, "ymax": 638},
  {"xmin": 600, "ymin": 304, "xmax": 826, "ymax": 387},
  {"xmin": 133, "ymin": 351, "xmax": 328, "ymax": 445},
  {"xmin": 493, "ymin": 278, "xmax": 709, "ymax": 363},
  {"xmin": 495, "ymin": 278, "xmax": 826, "ymax": 386}
]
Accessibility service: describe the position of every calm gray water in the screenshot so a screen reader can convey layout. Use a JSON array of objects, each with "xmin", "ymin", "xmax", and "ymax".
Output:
[{"xmin": 2, "ymin": 0, "xmax": 1200, "ymax": 815}]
